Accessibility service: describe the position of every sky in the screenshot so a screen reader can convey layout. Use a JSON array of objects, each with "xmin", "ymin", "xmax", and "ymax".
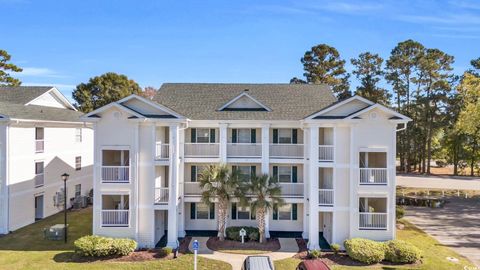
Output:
[{"xmin": 1, "ymin": 0, "xmax": 480, "ymax": 101}]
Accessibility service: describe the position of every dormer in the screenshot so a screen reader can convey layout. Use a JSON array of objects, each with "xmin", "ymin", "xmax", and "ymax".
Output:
[{"xmin": 218, "ymin": 90, "xmax": 271, "ymax": 112}]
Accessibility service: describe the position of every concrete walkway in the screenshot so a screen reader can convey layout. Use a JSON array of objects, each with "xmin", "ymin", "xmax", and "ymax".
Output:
[
  {"xmin": 397, "ymin": 174, "xmax": 480, "ymax": 191},
  {"xmin": 405, "ymin": 197, "xmax": 480, "ymax": 267},
  {"xmin": 188, "ymin": 237, "xmax": 298, "ymax": 270}
]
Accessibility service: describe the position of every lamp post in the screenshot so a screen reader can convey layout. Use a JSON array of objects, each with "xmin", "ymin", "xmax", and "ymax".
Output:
[{"xmin": 61, "ymin": 173, "xmax": 69, "ymax": 243}]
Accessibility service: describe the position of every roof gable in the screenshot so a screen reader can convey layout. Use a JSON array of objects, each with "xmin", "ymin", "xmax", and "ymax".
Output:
[
  {"xmin": 25, "ymin": 87, "xmax": 76, "ymax": 110},
  {"xmin": 306, "ymin": 95, "xmax": 374, "ymax": 120},
  {"xmin": 218, "ymin": 91, "xmax": 271, "ymax": 112},
  {"xmin": 345, "ymin": 104, "xmax": 412, "ymax": 121}
]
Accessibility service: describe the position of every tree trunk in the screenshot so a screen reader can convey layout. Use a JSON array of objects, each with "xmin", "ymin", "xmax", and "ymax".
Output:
[
  {"xmin": 256, "ymin": 208, "xmax": 266, "ymax": 244},
  {"xmin": 217, "ymin": 199, "xmax": 228, "ymax": 241}
]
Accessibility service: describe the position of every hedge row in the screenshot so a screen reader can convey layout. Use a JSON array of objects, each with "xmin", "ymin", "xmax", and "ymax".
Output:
[
  {"xmin": 344, "ymin": 238, "xmax": 421, "ymax": 264},
  {"xmin": 74, "ymin": 235, "xmax": 137, "ymax": 257},
  {"xmin": 225, "ymin": 226, "xmax": 259, "ymax": 242}
]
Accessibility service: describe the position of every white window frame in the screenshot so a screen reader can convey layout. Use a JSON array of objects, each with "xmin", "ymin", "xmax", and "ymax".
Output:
[
  {"xmin": 75, "ymin": 184, "xmax": 81, "ymax": 197},
  {"xmin": 195, "ymin": 203, "xmax": 210, "ymax": 220},
  {"xmin": 278, "ymin": 129, "xmax": 293, "ymax": 144},
  {"xmin": 237, "ymin": 205, "xmax": 252, "ymax": 220},
  {"xmin": 75, "ymin": 128, "xmax": 82, "ymax": 143},
  {"xmin": 196, "ymin": 128, "xmax": 211, "ymax": 143},
  {"xmin": 278, "ymin": 204, "xmax": 293, "ymax": 220},
  {"xmin": 35, "ymin": 161, "xmax": 44, "ymax": 187},
  {"xmin": 75, "ymin": 156, "xmax": 82, "ymax": 170},
  {"xmin": 278, "ymin": 166, "xmax": 293, "ymax": 183},
  {"xmin": 237, "ymin": 129, "xmax": 251, "ymax": 143}
]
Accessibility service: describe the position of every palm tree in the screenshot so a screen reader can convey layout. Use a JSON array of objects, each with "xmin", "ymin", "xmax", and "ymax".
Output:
[
  {"xmin": 244, "ymin": 174, "xmax": 284, "ymax": 243},
  {"xmin": 198, "ymin": 164, "xmax": 242, "ymax": 241}
]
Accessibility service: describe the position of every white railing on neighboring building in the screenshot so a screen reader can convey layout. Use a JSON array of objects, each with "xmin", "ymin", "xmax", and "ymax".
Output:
[
  {"xmin": 359, "ymin": 168, "xmax": 388, "ymax": 185},
  {"xmin": 101, "ymin": 166, "xmax": 130, "ymax": 183},
  {"xmin": 318, "ymin": 189, "xmax": 334, "ymax": 206},
  {"xmin": 227, "ymin": 143, "xmax": 262, "ymax": 157},
  {"xmin": 154, "ymin": 187, "xmax": 169, "ymax": 204},
  {"xmin": 155, "ymin": 143, "xmax": 169, "ymax": 160},
  {"xmin": 101, "ymin": 210, "xmax": 129, "ymax": 226},
  {"xmin": 34, "ymin": 173, "xmax": 44, "ymax": 187},
  {"xmin": 184, "ymin": 182, "xmax": 202, "ymax": 195},
  {"xmin": 319, "ymin": 145, "xmax": 334, "ymax": 161},
  {"xmin": 269, "ymin": 144, "xmax": 304, "ymax": 158},
  {"xmin": 184, "ymin": 143, "xmax": 220, "ymax": 157},
  {"xmin": 359, "ymin": 212, "xmax": 387, "ymax": 229},
  {"xmin": 278, "ymin": 183, "xmax": 304, "ymax": 196},
  {"xmin": 35, "ymin": 139, "xmax": 44, "ymax": 153}
]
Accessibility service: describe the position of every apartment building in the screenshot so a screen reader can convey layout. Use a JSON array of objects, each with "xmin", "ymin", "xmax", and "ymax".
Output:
[
  {"xmin": 0, "ymin": 86, "xmax": 93, "ymax": 233},
  {"xmin": 82, "ymin": 83, "xmax": 410, "ymax": 249}
]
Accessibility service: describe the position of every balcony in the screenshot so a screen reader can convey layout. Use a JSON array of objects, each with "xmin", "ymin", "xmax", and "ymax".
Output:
[
  {"xmin": 278, "ymin": 183, "xmax": 304, "ymax": 197},
  {"xmin": 184, "ymin": 143, "xmax": 220, "ymax": 158},
  {"xmin": 154, "ymin": 187, "xmax": 169, "ymax": 204},
  {"xmin": 101, "ymin": 166, "xmax": 130, "ymax": 183},
  {"xmin": 101, "ymin": 210, "xmax": 129, "ymax": 227},
  {"xmin": 359, "ymin": 168, "xmax": 387, "ymax": 185},
  {"xmin": 227, "ymin": 143, "xmax": 262, "ymax": 158},
  {"xmin": 155, "ymin": 143, "xmax": 169, "ymax": 160},
  {"xmin": 359, "ymin": 212, "xmax": 387, "ymax": 230},
  {"xmin": 184, "ymin": 182, "xmax": 202, "ymax": 196},
  {"xmin": 35, "ymin": 139, "xmax": 44, "ymax": 153},
  {"xmin": 319, "ymin": 145, "xmax": 334, "ymax": 162},
  {"xmin": 270, "ymin": 144, "xmax": 304, "ymax": 158},
  {"xmin": 318, "ymin": 189, "xmax": 334, "ymax": 206}
]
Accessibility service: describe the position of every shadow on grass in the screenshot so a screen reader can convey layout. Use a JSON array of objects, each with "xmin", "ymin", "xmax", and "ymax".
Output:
[{"xmin": 53, "ymin": 249, "xmax": 171, "ymax": 263}]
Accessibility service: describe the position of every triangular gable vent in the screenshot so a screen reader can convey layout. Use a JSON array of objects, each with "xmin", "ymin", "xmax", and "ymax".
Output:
[{"xmin": 219, "ymin": 90, "xmax": 271, "ymax": 112}]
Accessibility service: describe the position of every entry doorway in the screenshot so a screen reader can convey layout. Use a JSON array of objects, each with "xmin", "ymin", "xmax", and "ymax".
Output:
[
  {"xmin": 155, "ymin": 210, "xmax": 167, "ymax": 247},
  {"xmin": 319, "ymin": 212, "xmax": 333, "ymax": 249},
  {"xmin": 35, "ymin": 195, "xmax": 44, "ymax": 220}
]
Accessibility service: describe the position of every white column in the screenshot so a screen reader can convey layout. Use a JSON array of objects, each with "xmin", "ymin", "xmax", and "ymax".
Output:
[
  {"xmin": 308, "ymin": 126, "xmax": 319, "ymax": 250},
  {"xmin": 167, "ymin": 123, "xmax": 180, "ymax": 248},
  {"xmin": 219, "ymin": 123, "xmax": 228, "ymax": 163},
  {"xmin": 178, "ymin": 127, "xmax": 186, "ymax": 237},
  {"xmin": 302, "ymin": 127, "xmax": 309, "ymax": 239},
  {"xmin": 261, "ymin": 124, "xmax": 270, "ymax": 174}
]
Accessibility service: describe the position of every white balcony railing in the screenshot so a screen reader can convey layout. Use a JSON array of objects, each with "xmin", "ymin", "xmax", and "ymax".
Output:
[
  {"xmin": 278, "ymin": 183, "xmax": 304, "ymax": 196},
  {"xmin": 184, "ymin": 143, "xmax": 220, "ymax": 157},
  {"xmin": 359, "ymin": 212, "xmax": 387, "ymax": 230},
  {"xmin": 359, "ymin": 168, "xmax": 388, "ymax": 185},
  {"xmin": 318, "ymin": 189, "xmax": 334, "ymax": 206},
  {"xmin": 184, "ymin": 182, "xmax": 202, "ymax": 195},
  {"xmin": 101, "ymin": 210, "xmax": 129, "ymax": 226},
  {"xmin": 227, "ymin": 143, "xmax": 262, "ymax": 157},
  {"xmin": 270, "ymin": 144, "xmax": 304, "ymax": 158},
  {"xmin": 319, "ymin": 145, "xmax": 334, "ymax": 161},
  {"xmin": 35, "ymin": 139, "xmax": 44, "ymax": 153},
  {"xmin": 101, "ymin": 166, "xmax": 130, "ymax": 183},
  {"xmin": 155, "ymin": 143, "xmax": 169, "ymax": 160},
  {"xmin": 154, "ymin": 187, "xmax": 169, "ymax": 204},
  {"xmin": 34, "ymin": 173, "xmax": 44, "ymax": 187}
]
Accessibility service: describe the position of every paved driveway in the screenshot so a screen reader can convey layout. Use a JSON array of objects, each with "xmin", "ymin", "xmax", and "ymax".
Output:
[
  {"xmin": 405, "ymin": 198, "xmax": 480, "ymax": 267},
  {"xmin": 397, "ymin": 174, "xmax": 480, "ymax": 190}
]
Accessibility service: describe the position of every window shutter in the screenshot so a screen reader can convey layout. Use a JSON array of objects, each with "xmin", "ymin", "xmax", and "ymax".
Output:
[
  {"xmin": 190, "ymin": 203, "xmax": 196, "ymax": 219},
  {"xmin": 251, "ymin": 166, "xmax": 256, "ymax": 177},
  {"xmin": 232, "ymin": 165, "xmax": 237, "ymax": 174},
  {"xmin": 191, "ymin": 128, "xmax": 197, "ymax": 143},
  {"xmin": 191, "ymin": 166, "xmax": 197, "ymax": 182},
  {"xmin": 210, "ymin": 203, "xmax": 215, "ymax": 219},
  {"xmin": 251, "ymin": 129, "xmax": 256, "ymax": 143},
  {"xmin": 232, "ymin": 129, "xmax": 237, "ymax": 143},
  {"xmin": 273, "ymin": 166, "xmax": 278, "ymax": 181},
  {"xmin": 273, "ymin": 129, "xmax": 278, "ymax": 144},
  {"xmin": 292, "ymin": 166, "xmax": 298, "ymax": 183},
  {"xmin": 210, "ymin": 129, "xmax": 216, "ymax": 143},
  {"xmin": 273, "ymin": 204, "xmax": 278, "ymax": 220},
  {"xmin": 292, "ymin": 204, "xmax": 297, "ymax": 220},
  {"xmin": 292, "ymin": 129, "xmax": 298, "ymax": 144},
  {"xmin": 231, "ymin": 203, "xmax": 237, "ymax": 219}
]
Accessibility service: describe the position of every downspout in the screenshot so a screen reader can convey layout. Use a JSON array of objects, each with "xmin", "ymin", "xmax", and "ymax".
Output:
[{"xmin": 5, "ymin": 123, "xmax": 10, "ymax": 233}]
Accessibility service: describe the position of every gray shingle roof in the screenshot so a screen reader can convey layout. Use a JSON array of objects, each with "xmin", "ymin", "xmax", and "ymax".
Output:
[
  {"xmin": 153, "ymin": 83, "xmax": 337, "ymax": 120},
  {"xmin": 0, "ymin": 86, "xmax": 83, "ymax": 122}
]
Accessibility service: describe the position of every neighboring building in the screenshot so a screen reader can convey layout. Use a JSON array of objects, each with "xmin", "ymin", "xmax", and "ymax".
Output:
[
  {"xmin": 82, "ymin": 83, "xmax": 410, "ymax": 249},
  {"xmin": 0, "ymin": 86, "xmax": 93, "ymax": 234}
]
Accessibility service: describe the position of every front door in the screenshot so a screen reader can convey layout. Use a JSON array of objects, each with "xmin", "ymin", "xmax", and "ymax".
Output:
[
  {"xmin": 322, "ymin": 212, "xmax": 333, "ymax": 244},
  {"xmin": 35, "ymin": 195, "xmax": 44, "ymax": 220}
]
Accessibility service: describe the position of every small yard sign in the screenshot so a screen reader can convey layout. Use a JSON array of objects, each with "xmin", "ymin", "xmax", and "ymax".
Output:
[
  {"xmin": 239, "ymin": 228, "xmax": 247, "ymax": 244},
  {"xmin": 193, "ymin": 240, "xmax": 199, "ymax": 270}
]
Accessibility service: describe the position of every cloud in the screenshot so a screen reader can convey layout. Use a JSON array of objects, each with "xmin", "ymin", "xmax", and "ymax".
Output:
[
  {"xmin": 449, "ymin": 0, "xmax": 480, "ymax": 10},
  {"xmin": 317, "ymin": 2, "xmax": 384, "ymax": 14},
  {"xmin": 15, "ymin": 67, "xmax": 68, "ymax": 78},
  {"xmin": 396, "ymin": 13, "xmax": 480, "ymax": 25}
]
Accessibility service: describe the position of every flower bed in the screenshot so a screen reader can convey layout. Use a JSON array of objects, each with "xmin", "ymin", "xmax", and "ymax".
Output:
[{"xmin": 206, "ymin": 237, "xmax": 280, "ymax": 254}]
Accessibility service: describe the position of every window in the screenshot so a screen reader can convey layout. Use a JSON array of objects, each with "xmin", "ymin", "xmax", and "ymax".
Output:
[
  {"xmin": 278, "ymin": 129, "xmax": 292, "ymax": 144},
  {"xmin": 196, "ymin": 129, "xmax": 210, "ymax": 143},
  {"xmin": 35, "ymin": 127, "xmax": 44, "ymax": 153},
  {"xmin": 278, "ymin": 166, "xmax": 292, "ymax": 182},
  {"xmin": 75, "ymin": 184, "xmax": 81, "ymax": 197},
  {"xmin": 234, "ymin": 165, "xmax": 255, "ymax": 181},
  {"xmin": 75, "ymin": 128, "xmax": 82, "ymax": 142},
  {"xmin": 34, "ymin": 161, "xmax": 44, "ymax": 187},
  {"xmin": 75, "ymin": 156, "xmax": 82, "ymax": 170},
  {"xmin": 35, "ymin": 127, "xmax": 44, "ymax": 140},
  {"xmin": 196, "ymin": 203, "xmax": 209, "ymax": 219},
  {"xmin": 237, "ymin": 205, "xmax": 253, "ymax": 220},
  {"xmin": 190, "ymin": 203, "xmax": 215, "ymax": 220},
  {"xmin": 190, "ymin": 165, "xmax": 206, "ymax": 182},
  {"xmin": 238, "ymin": 129, "xmax": 251, "ymax": 143},
  {"xmin": 273, "ymin": 203, "xmax": 297, "ymax": 221}
]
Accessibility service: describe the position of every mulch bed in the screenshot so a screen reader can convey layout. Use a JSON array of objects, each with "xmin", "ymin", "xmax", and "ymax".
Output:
[{"xmin": 206, "ymin": 237, "xmax": 280, "ymax": 253}]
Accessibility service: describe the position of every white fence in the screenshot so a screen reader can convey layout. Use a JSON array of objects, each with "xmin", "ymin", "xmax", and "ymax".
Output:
[
  {"xmin": 318, "ymin": 145, "xmax": 334, "ymax": 161},
  {"xmin": 318, "ymin": 189, "xmax": 334, "ymax": 206},
  {"xmin": 227, "ymin": 143, "xmax": 262, "ymax": 157},
  {"xmin": 184, "ymin": 143, "xmax": 220, "ymax": 157},
  {"xmin": 359, "ymin": 168, "xmax": 388, "ymax": 185},
  {"xmin": 155, "ymin": 143, "xmax": 169, "ymax": 160},
  {"xmin": 154, "ymin": 187, "xmax": 169, "ymax": 204},
  {"xmin": 35, "ymin": 139, "xmax": 44, "ymax": 153},
  {"xmin": 270, "ymin": 144, "xmax": 304, "ymax": 158},
  {"xmin": 359, "ymin": 212, "xmax": 387, "ymax": 229},
  {"xmin": 101, "ymin": 210, "xmax": 129, "ymax": 226},
  {"xmin": 101, "ymin": 166, "xmax": 130, "ymax": 183},
  {"xmin": 278, "ymin": 183, "xmax": 304, "ymax": 196}
]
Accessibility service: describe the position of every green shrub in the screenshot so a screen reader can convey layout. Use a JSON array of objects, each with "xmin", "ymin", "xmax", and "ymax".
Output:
[
  {"xmin": 162, "ymin": 247, "xmax": 173, "ymax": 255},
  {"xmin": 309, "ymin": 249, "xmax": 321, "ymax": 259},
  {"xmin": 396, "ymin": 206, "xmax": 405, "ymax": 220},
  {"xmin": 344, "ymin": 238, "xmax": 385, "ymax": 264},
  {"xmin": 74, "ymin": 235, "xmax": 136, "ymax": 257},
  {"xmin": 225, "ymin": 227, "xmax": 259, "ymax": 242},
  {"xmin": 330, "ymin": 243, "xmax": 340, "ymax": 255},
  {"xmin": 384, "ymin": 240, "xmax": 421, "ymax": 263}
]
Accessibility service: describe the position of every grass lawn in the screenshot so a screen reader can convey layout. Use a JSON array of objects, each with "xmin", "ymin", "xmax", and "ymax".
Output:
[
  {"xmin": 0, "ymin": 208, "xmax": 231, "ymax": 270},
  {"xmin": 275, "ymin": 220, "xmax": 476, "ymax": 270}
]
